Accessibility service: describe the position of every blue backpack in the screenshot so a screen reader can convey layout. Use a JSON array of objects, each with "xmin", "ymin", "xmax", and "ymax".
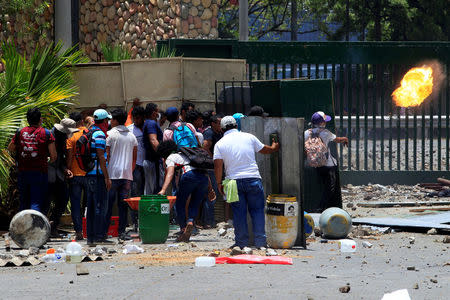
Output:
[{"xmin": 169, "ymin": 122, "xmax": 198, "ymax": 149}]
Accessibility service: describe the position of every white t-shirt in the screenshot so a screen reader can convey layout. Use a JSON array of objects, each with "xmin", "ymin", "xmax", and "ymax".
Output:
[
  {"xmin": 165, "ymin": 153, "xmax": 194, "ymax": 175},
  {"xmin": 213, "ymin": 129, "xmax": 264, "ymax": 180},
  {"xmin": 106, "ymin": 125, "xmax": 138, "ymax": 180},
  {"xmin": 127, "ymin": 124, "xmax": 145, "ymax": 166},
  {"xmin": 304, "ymin": 127, "xmax": 337, "ymax": 167}
]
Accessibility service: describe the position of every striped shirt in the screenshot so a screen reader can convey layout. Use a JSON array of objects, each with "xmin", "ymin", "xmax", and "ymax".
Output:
[{"xmin": 87, "ymin": 125, "xmax": 107, "ymax": 175}]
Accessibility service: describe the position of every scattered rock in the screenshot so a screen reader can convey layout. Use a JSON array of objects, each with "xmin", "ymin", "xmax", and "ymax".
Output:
[
  {"xmin": 218, "ymin": 228, "xmax": 227, "ymax": 236},
  {"xmin": 139, "ymin": 266, "xmax": 145, "ymax": 269},
  {"xmin": 413, "ymin": 283, "xmax": 419, "ymax": 289},
  {"xmin": 69, "ymin": 280, "xmax": 74, "ymax": 284},
  {"xmin": 409, "ymin": 237, "xmax": 415, "ymax": 244},
  {"xmin": 442, "ymin": 236, "xmax": 450, "ymax": 243},
  {"xmin": 76, "ymin": 264, "xmax": 89, "ymax": 276},
  {"xmin": 430, "ymin": 278, "xmax": 438, "ymax": 283},
  {"xmin": 346, "ymin": 202, "xmax": 354, "ymax": 208},
  {"xmin": 427, "ymin": 228, "xmax": 438, "ymax": 235},
  {"xmin": 339, "ymin": 285, "xmax": 350, "ymax": 293},
  {"xmin": 362, "ymin": 241, "xmax": 373, "ymax": 248},
  {"xmin": 314, "ymin": 228, "xmax": 322, "ymax": 237},
  {"xmin": 18, "ymin": 250, "xmax": 30, "ymax": 257},
  {"xmin": 266, "ymin": 249, "xmax": 278, "ymax": 256},
  {"xmin": 407, "ymin": 266, "xmax": 415, "ymax": 271}
]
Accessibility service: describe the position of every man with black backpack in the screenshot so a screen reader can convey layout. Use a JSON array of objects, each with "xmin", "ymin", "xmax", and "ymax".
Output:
[
  {"xmin": 157, "ymin": 140, "xmax": 209, "ymax": 242},
  {"xmin": 8, "ymin": 107, "xmax": 57, "ymax": 212},
  {"xmin": 83, "ymin": 109, "xmax": 112, "ymax": 245},
  {"xmin": 304, "ymin": 111, "xmax": 348, "ymax": 212}
]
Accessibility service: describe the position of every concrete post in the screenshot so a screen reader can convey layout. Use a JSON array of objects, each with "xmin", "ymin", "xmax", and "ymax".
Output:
[
  {"xmin": 239, "ymin": 0, "xmax": 249, "ymax": 41},
  {"xmin": 54, "ymin": 0, "xmax": 72, "ymax": 51}
]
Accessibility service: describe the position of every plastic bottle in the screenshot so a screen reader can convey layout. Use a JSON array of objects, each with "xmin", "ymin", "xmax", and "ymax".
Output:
[
  {"xmin": 66, "ymin": 240, "xmax": 83, "ymax": 264},
  {"xmin": 338, "ymin": 239, "xmax": 357, "ymax": 252},
  {"xmin": 41, "ymin": 252, "xmax": 66, "ymax": 263},
  {"xmin": 195, "ymin": 256, "xmax": 216, "ymax": 267}
]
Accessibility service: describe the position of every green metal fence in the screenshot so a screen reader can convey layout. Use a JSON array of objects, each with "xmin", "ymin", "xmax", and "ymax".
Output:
[{"xmin": 163, "ymin": 40, "xmax": 450, "ymax": 184}]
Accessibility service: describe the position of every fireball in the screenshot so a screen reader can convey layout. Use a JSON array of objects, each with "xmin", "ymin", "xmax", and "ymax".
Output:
[{"xmin": 392, "ymin": 67, "xmax": 433, "ymax": 107}]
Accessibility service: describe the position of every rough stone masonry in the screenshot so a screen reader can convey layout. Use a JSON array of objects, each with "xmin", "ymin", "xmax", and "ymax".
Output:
[{"xmin": 79, "ymin": 0, "xmax": 219, "ymax": 61}]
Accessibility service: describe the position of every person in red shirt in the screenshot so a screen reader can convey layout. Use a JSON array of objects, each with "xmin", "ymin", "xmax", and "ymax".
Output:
[{"xmin": 8, "ymin": 107, "xmax": 57, "ymax": 212}]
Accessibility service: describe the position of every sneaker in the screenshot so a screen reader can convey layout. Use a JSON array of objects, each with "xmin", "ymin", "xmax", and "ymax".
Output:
[
  {"xmin": 75, "ymin": 231, "xmax": 84, "ymax": 241},
  {"xmin": 87, "ymin": 240, "xmax": 96, "ymax": 247}
]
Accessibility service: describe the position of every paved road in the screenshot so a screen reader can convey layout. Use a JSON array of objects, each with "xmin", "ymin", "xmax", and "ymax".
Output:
[{"xmin": 1, "ymin": 231, "xmax": 448, "ymax": 299}]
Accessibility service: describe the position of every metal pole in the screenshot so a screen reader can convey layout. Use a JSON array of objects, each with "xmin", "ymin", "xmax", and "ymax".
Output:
[{"xmin": 239, "ymin": 0, "xmax": 249, "ymax": 41}]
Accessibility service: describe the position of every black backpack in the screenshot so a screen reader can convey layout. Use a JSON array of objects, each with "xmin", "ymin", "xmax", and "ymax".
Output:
[
  {"xmin": 179, "ymin": 147, "xmax": 214, "ymax": 170},
  {"xmin": 75, "ymin": 128, "xmax": 100, "ymax": 173}
]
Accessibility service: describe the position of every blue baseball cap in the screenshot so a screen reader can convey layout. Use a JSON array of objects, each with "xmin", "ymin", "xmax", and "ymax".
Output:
[
  {"xmin": 93, "ymin": 109, "xmax": 112, "ymax": 121},
  {"xmin": 311, "ymin": 111, "xmax": 331, "ymax": 124},
  {"xmin": 233, "ymin": 113, "xmax": 245, "ymax": 130},
  {"xmin": 165, "ymin": 107, "xmax": 179, "ymax": 117}
]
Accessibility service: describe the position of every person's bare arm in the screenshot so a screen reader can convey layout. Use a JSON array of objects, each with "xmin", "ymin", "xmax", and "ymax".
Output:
[
  {"xmin": 149, "ymin": 133, "xmax": 159, "ymax": 152},
  {"xmin": 48, "ymin": 142, "xmax": 57, "ymax": 163},
  {"xmin": 203, "ymin": 139, "xmax": 213, "ymax": 156},
  {"xmin": 65, "ymin": 147, "xmax": 74, "ymax": 179},
  {"xmin": 334, "ymin": 137, "xmax": 349, "ymax": 146},
  {"xmin": 7, "ymin": 140, "xmax": 15, "ymax": 153},
  {"xmin": 158, "ymin": 166, "xmax": 175, "ymax": 195},
  {"xmin": 132, "ymin": 146, "xmax": 137, "ymax": 171},
  {"xmin": 106, "ymin": 146, "xmax": 111, "ymax": 162},
  {"xmin": 214, "ymin": 159, "xmax": 224, "ymax": 195},
  {"xmin": 97, "ymin": 148, "xmax": 111, "ymax": 190},
  {"xmin": 258, "ymin": 139, "xmax": 280, "ymax": 155}
]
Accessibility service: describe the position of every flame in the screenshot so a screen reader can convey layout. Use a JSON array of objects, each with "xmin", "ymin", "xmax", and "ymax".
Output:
[{"xmin": 392, "ymin": 67, "xmax": 433, "ymax": 107}]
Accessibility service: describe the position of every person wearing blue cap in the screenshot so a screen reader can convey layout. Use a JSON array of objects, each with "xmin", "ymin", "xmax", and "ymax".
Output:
[
  {"xmin": 304, "ymin": 111, "xmax": 348, "ymax": 212},
  {"xmin": 232, "ymin": 113, "xmax": 245, "ymax": 131},
  {"xmin": 85, "ymin": 108, "xmax": 113, "ymax": 245}
]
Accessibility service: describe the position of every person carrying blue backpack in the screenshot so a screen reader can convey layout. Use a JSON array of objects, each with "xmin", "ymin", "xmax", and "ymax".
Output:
[{"xmin": 163, "ymin": 107, "xmax": 200, "ymax": 148}]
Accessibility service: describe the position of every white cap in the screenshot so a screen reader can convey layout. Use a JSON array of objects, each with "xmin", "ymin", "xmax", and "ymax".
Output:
[{"xmin": 220, "ymin": 115, "xmax": 237, "ymax": 129}]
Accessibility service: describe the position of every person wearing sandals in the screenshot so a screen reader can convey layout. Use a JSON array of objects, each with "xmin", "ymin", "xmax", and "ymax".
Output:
[{"xmin": 157, "ymin": 140, "xmax": 209, "ymax": 242}]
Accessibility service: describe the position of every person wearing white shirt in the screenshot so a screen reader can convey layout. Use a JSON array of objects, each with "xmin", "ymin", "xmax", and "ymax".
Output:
[
  {"xmin": 106, "ymin": 109, "xmax": 138, "ymax": 240},
  {"xmin": 213, "ymin": 116, "xmax": 279, "ymax": 249}
]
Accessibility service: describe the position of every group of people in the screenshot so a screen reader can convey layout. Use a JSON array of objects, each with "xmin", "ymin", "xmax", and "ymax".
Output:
[{"xmin": 9, "ymin": 100, "xmax": 345, "ymax": 250}]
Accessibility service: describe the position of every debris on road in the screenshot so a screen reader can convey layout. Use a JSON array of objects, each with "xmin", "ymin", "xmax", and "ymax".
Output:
[
  {"xmin": 76, "ymin": 263, "xmax": 89, "ymax": 276},
  {"xmin": 215, "ymin": 255, "xmax": 293, "ymax": 265},
  {"xmin": 362, "ymin": 241, "xmax": 373, "ymax": 248},
  {"xmin": 427, "ymin": 228, "xmax": 438, "ymax": 235},
  {"xmin": 338, "ymin": 285, "xmax": 350, "ymax": 293},
  {"xmin": 381, "ymin": 289, "xmax": 410, "ymax": 300},
  {"xmin": 442, "ymin": 236, "xmax": 450, "ymax": 243},
  {"xmin": 123, "ymin": 244, "xmax": 144, "ymax": 254}
]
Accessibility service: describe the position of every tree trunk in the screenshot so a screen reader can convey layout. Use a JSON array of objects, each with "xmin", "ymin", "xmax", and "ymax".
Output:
[{"xmin": 374, "ymin": 0, "xmax": 382, "ymax": 40}]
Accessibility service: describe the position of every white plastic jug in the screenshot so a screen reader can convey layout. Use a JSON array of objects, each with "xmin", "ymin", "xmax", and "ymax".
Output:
[
  {"xmin": 338, "ymin": 239, "xmax": 357, "ymax": 252},
  {"xmin": 195, "ymin": 257, "xmax": 215, "ymax": 267},
  {"xmin": 66, "ymin": 240, "xmax": 83, "ymax": 264}
]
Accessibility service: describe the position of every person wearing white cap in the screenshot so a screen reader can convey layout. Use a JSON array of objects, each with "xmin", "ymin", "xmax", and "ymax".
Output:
[
  {"xmin": 213, "ymin": 116, "xmax": 279, "ymax": 249},
  {"xmin": 305, "ymin": 111, "xmax": 348, "ymax": 212}
]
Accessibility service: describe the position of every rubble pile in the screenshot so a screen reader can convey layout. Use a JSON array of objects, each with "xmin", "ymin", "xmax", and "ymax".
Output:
[{"xmin": 342, "ymin": 184, "xmax": 432, "ymax": 204}]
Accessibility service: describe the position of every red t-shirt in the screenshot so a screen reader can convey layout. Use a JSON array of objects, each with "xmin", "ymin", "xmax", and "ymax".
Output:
[{"xmin": 12, "ymin": 126, "xmax": 55, "ymax": 172}]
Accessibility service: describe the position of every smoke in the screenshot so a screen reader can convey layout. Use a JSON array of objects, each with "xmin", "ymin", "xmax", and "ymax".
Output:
[{"xmin": 419, "ymin": 60, "xmax": 446, "ymax": 100}]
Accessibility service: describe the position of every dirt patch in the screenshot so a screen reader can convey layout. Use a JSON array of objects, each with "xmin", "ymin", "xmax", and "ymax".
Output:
[{"xmin": 120, "ymin": 251, "xmax": 209, "ymax": 266}]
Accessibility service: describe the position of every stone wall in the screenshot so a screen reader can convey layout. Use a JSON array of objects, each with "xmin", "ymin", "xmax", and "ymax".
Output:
[
  {"xmin": 0, "ymin": 1, "xmax": 54, "ymax": 55},
  {"xmin": 79, "ymin": 0, "xmax": 219, "ymax": 61}
]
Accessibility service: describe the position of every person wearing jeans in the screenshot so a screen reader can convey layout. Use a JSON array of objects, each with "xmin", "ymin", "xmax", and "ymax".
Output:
[
  {"xmin": 213, "ymin": 116, "xmax": 279, "ymax": 249},
  {"xmin": 105, "ymin": 179, "xmax": 132, "ymax": 235},
  {"xmin": 8, "ymin": 107, "xmax": 56, "ymax": 212},
  {"xmin": 66, "ymin": 112, "xmax": 88, "ymax": 240},
  {"xmin": 106, "ymin": 109, "xmax": 138, "ymax": 240},
  {"xmin": 231, "ymin": 178, "xmax": 266, "ymax": 247},
  {"xmin": 157, "ymin": 140, "xmax": 209, "ymax": 243},
  {"xmin": 68, "ymin": 176, "xmax": 87, "ymax": 237}
]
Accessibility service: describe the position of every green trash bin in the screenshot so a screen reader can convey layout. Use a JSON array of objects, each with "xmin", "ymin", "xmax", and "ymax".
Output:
[{"xmin": 139, "ymin": 195, "xmax": 170, "ymax": 244}]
